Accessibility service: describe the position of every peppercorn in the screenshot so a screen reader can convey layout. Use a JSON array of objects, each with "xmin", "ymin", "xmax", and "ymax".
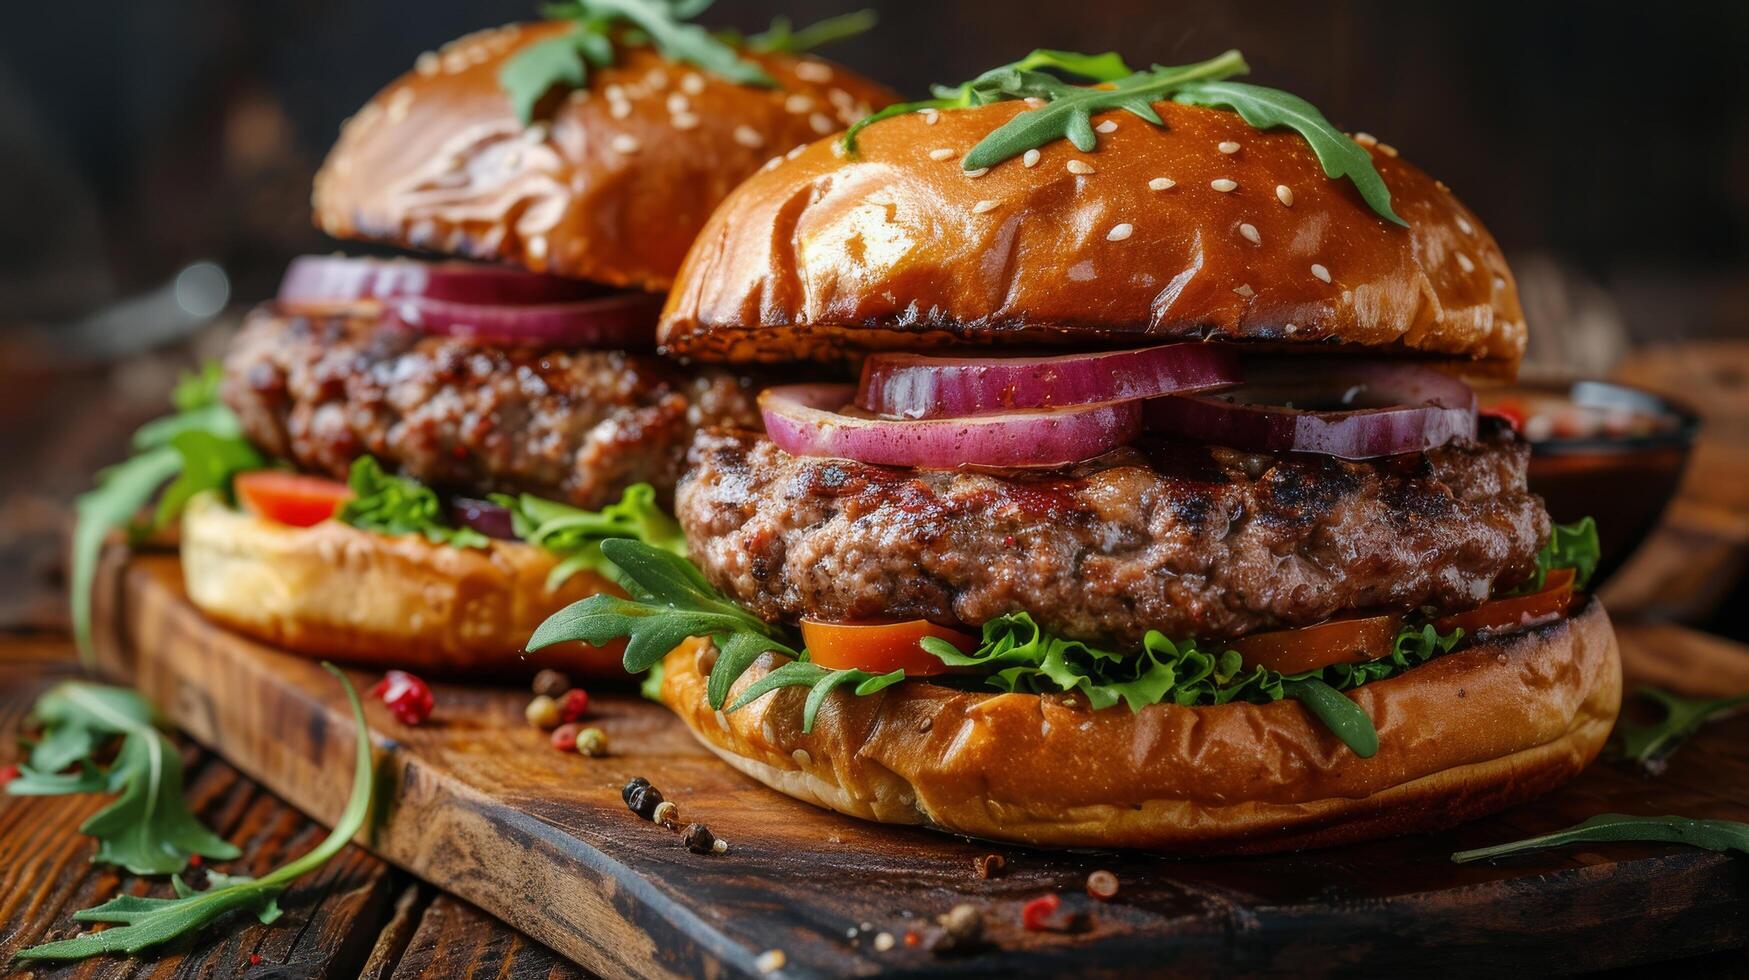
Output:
[
  {"xmin": 625, "ymin": 778, "xmax": 664, "ymax": 820},
  {"xmin": 525, "ymin": 694, "xmax": 560, "ymax": 729},
  {"xmin": 557, "ymin": 688, "xmax": 590, "ymax": 723},
  {"xmin": 369, "ymin": 670, "xmax": 434, "ymax": 725},
  {"xmin": 531, "ymin": 668, "xmax": 571, "ymax": 698},
  {"xmin": 1020, "ymin": 893, "xmax": 1061, "ymax": 932},
  {"xmin": 0, "ymin": 763, "xmax": 20, "ymax": 787},
  {"xmin": 652, "ymin": 800, "xmax": 679, "ymax": 828},
  {"xmin": 930, "ymin": 903, "xmax": 983, "ymax": 955},
  {"xmin": 682, "ymin": 822, "xmax": 719, "ymax": 854},
  {"xmin": 576, "ymin": 726, "xmax": 609, "ymax": 757},
  {"xmin": 550, "ymin": 723, "xmax": 580, "ymax": 752},
  {"xmin": 1086, "ymin": 869, "xmax": 1119, "ymax": 900},
  {"xmin": 973, "ymin": 853, "xmax": 1006, "ymax": 879}
]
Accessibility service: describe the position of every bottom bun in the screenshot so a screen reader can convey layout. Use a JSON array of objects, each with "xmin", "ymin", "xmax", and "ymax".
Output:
[
  {"xmin": 659, "ymin": 597, "xmax": 1621, "ymax": 851},
  {"xmin": 180, "ymin": 493, "xmax": 623, "ymax": 676}
]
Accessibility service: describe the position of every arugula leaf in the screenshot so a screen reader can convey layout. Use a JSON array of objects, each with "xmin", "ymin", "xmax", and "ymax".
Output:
[
  {"xmin": 1523, "ymin": 516, "xmax": 1601, "ymax": 592},
  {"xmin": 527, "ymin": 539, "xmax": 797, "ymax": 701},
  {"xmin": 153, "ymin": 429, "xmax": 264, "ymax": 530},
  {"xmin": 1615, "ymin": 686, "xmax": 1749, "ymax": 774},
  {"xmin": 1451, "ymin": 813, "xmax": 1749, "ymax": 864},
  {"xmin": 744, "ymin": 9, "xmax": 877, "ymax": 54},
  {"xmin": 1170, "ymin": 80, "xmax": 1405, "ymax": 225},
  {"xmin": 493, "ymin": 483, "xmax": 685, "ymax": 590},
  {"xmin": 503, "ymin": 0, "xmax": 774, "ymax": 124},
  {"xmin": 726, "ymin": 660, "xmax": 904, "ymax": 732},
  {"xmin": 72, "ymin": 448, "xmax": 181, "ymax": 666},
  {"xmin": 14, "ymin": 664, "xmax": 375, "ymax": 962},
  {"xmin": 338, "ymin": 456, "xmax": 488, "ymax": 549},
  {"xmin": 7, "ymin": 683, "xmax": 238, "ymax": 875}
]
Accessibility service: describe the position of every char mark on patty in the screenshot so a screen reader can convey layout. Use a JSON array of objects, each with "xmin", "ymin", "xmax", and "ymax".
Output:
[{"xmin": 676, "ymin": 420, "xmax": 1550, "ymax": 648}]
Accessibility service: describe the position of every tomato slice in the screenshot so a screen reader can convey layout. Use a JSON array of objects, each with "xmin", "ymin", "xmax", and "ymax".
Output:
[
  {"xmin": 1231, "ymin": 613, "xmax": 1404, "ymax": 674},
  {"xmin": 235, "ymin": 471, "xmax": 354, "ymax": 528},
  {"xmin": 800, "ymin": 619, "xmax": 977, "ymax": 676},
  {"xmin": 1433, "ymin": 567, "xmax": 1576, "ymax": 637}
]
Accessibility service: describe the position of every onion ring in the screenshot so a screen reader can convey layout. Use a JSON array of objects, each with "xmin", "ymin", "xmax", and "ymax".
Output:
[
  {"xmin": 383, "ymin": 294, "xmax": 662, "ymax": 349},
  {"xmin": 278, "ymin": 254, "xmax": 605, "ymax": 308}
]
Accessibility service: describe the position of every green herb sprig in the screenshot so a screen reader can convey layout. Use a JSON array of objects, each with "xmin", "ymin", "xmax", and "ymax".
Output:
[
  {"xmin": 1615, "ymin": 686, "xmax": 1749, "ymax": 774},
  {"xmin": 502, "ymin": 0, "xmax": 777, "ymax": 125},
  {"xmin": 6, "ymin": 684, "xmax": 238, "ymax": 875},
  {"xmin": 1451, "ymin": 814, "xmax": 1749, "ymax": 864},
  {"xmin": 338, "ymin": 456, "xmax": 488, "ymax": 549},
  {"xmin": 14, "ymin": 664, "xmax": 375, "ymax": 963},
  {"xmin": 741, "ymin": 9, "xmax": 877, "ymax": 54},
  {"xmin": 492, "ymin": 483, "xmax": 685, "ymax": 590},
  {"xmin": 841, "ymin": 47, "xmax": 1407, "ymax": 225},
  {"xmin": 71, "ymin": 364, "xmax": 261, "ymax": 666}
]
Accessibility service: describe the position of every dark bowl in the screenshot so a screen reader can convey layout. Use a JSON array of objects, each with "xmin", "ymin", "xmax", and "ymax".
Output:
[{"xmin": 1480, "ymin": 379, "xmax": 1698, "ymax": 585}]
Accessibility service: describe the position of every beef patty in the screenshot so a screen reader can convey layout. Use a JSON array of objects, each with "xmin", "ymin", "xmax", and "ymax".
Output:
[
  {"xmin": 224, "ymin": 305, "xmax": 762, "ymax": 508},
  {"xmin": 678, "ymin": 421, "xmax": 1551, "ymax": 647}
]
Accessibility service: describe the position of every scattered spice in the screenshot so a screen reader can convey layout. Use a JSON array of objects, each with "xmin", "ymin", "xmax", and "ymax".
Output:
[
  {"xmin": 1086, "ymin": 869, "xmax": 1119, "ymax": 900},
  {"xmin": 188, "ymin": 854, "xmax": 203, "ymax": 869},
  {"xmin": 531, "ymin": 669, "xmax": 571, "ymax": 698},
  {"xmin": 557, "ymin": 688, "xmax": 590, "ymax": 724},
  {"xmin": 576, "ymin": 727, "xmax": 609, "ymax": 757},
  {"xmin": 550, "ymin": 723, "xmax": 580, "ymax": 752},
  {"xmin": 624, "ymin": 777, "xmax": 664, "ymax": 820},
  {"xmin": 928, "ymin": 903, "xmax": 984, "ymax": 956},
  {"xmin": 1020, "ymin": 893, "xmax": 1061, "ymax": 932},
  {"xmin": 973, "ymin": 853, "xmax": 1007, "ymax": 879},
  {"xmin": 0, "ymin": 763, "xmax": 19, "ymax": 787},
  {"xmin": 249, "ymin": 953, "xmax": 262, "ymax": 966},
  {"xmin": 682, "ymin": 822, "xmax": 723, "ymax": 854},
  {"xmin": 525, "ymin": 695, "xmax": 560, "ymax": 729},
  {"xmin": 904, "ymin": 930, "xmax": 921, "ymax": 947},
  {"xmin": 755, "ymin": 948, "xmax": 786, "ymax": 973},
  {"xmin": 369, "ymin": 671, "xmax": 433, "ymax": 725},
  {"xmin": 873, "ymin": 931, "xmax": 896, "ymax": 952},
  {"xmin": 652, "ymin": 800, "xmax": 679, "ymax": 828}
]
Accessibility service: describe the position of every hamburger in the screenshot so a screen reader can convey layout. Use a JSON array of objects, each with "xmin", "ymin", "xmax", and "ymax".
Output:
[
  {"xmin": 530, "ymin": 49, "xmax": 1621, "ymax": 851},
  {"xmin": 72, "ymin": 5, "xmax": 895, "ymax": 677}
]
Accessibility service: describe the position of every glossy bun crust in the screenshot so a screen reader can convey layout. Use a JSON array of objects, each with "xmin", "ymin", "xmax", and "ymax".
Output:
[
  {"xmin": 313, "ymin": 21, "xmax": 897, "ymax": 291},
  {"xmin": 179, "ymin": 493, "xmax": 624, "ymax": 677},
  {"xmin": 661, "ymin": 100, "xmax": 1526, "ymax": 371},
  {"xmin": 659, "ymin": 598, "xmax": 1618, "ymax": 851}
]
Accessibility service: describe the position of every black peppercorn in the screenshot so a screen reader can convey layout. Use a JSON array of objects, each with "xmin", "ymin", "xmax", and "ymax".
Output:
[
  {"xmin": 623, "ymin": 777, "xmax": 664, "ymax": 820},
  {"xmin": 682, "ymin": 823, "xmax": 719, "ymax": 854}
]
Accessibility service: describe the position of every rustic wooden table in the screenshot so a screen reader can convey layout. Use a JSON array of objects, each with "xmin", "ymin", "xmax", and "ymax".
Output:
[{"xmin": 4, "ymin": 341, "xmax": 1749, "ymax": 977}]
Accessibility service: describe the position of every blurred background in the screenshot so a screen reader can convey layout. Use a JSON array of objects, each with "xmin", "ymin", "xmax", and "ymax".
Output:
[{"xmin": 1, "ymin": 0, "xmax": 1747, "ymax": 632}]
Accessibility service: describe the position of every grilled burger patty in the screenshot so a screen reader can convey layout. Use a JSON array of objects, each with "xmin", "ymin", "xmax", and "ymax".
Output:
[
  {"xmin": 679, "ymin": 419, "xmax": 1551, "ymax": 648},
  {"xmin": 224, "ymin": 306, "xmax": 762, "ymax": 508}
]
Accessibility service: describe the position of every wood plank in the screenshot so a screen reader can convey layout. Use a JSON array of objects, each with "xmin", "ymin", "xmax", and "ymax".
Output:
[
  {"xmin": 93, "ymin": 553, "xmax": 1749, "ymax": 977},
  {"xmin": 390, "ymin": 895, "xmax": 584, "ymax": 980}
]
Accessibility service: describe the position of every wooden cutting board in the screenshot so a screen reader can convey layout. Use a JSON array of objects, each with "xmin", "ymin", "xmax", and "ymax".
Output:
[{"xmin": 92, "ymin": 550, "xmax": 1749, "ymax": 978}]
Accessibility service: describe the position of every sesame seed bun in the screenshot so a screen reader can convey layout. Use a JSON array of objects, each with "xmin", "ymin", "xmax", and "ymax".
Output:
[
  {"xmin": 657, "ymin": 597, "xmax": 1618, "ymax": 851},
  {"xmin": 178, "ymin": 492, "xmax": 624, "ymax": 677},
  {"xmin": 659, "ymin": 99, "xmax": 1526, "ymax": 372},
  {"xmin": 311, "ymin": 21, "xmax": 898, "ymax": 292}
]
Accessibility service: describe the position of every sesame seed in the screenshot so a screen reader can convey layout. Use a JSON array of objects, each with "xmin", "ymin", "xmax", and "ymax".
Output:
[
  {"xmin": 610, "ymin": 134, "xmax": 640, "ymax": 154},
  {"xmin": 963, "ymin": 167, "xmax": 990, "ymax": 178},
  {"xmin": 756, "ymin": 949, "xmax": 786, "ymax": 974},
  {"xmin": 971, "ymin": 199, "xmax": 999, "ymax": 214},
  {"xmin": 1149, "ymin": 177, "xmax": 1176, "ymax": 191},
  {"xmin": 1067, "ymin": 159, "xmax": 1095, "ymax": 175},
  {"xmin": 1377, "ymin": 142, "xmax": 1399, "ymax": 157},
  {"xmin": 785, "ymin": 93, "xmax": 814, "ymax": 114},
  {"xmin": 1275, "ymin": 184, "xmax": 1294, "ymax": 207},
  {"xmin": 605, "ymin": 84, "xmax": 625, "ymax": 102},
  {"xmin": 671, "ymin": 112, "xmax": 700, "ymax": 130},
  {"xmin": 609, "ymin": 100, "xmax": 631, "ymax": 120},
  {"xmin": 828, "ymin": 88, "xmax": 855, "ymax": 110},
  {"xmin": 681, "ymin": 73, "xmax": 706, "ymax": 95},
  {"xmin": 522, "ymin": 123, "xmax": 549, "ymax": 144},
  {"xmin": 1022, "ymin": 149, "xmax": 1041, "ymax": 167},
  {"xmin": 787, "ymin": 144, "xmax": 807, "ymax": 159},
  {"xmin": 1239, "ymin": 223, "xmax": 1261, "ymax": 245},
  {"xmin": 1285, "ymin": 322, "xmax": 1299, "ymax": 334},
  {"xmin": 1353, "ymin": 131, "xmax": 1378, "ymax": 147},
  {"xmin": 795, "ymin": 61, "xmax": 834, "ymax": 83},
  {"xmin": 645, "ymin": 68, "xmax": 669, "ymax": 89},
  {"xmin": 1218, "ymin": 140, "xmax": 1241, "ymax": 154},
  {"xmin": 929, "ymin": 147, "xmax": 955, "ymax": 161},
  {"xmin": 1494, "ymin": 275, "xmax": 1507, "ymax": 291},
  {"xmin": 1456, "ymin": 253, "xmax": 1476, "ymax": 273},
  {"xmin": 1456, "ymin": 216, "xmax": 1475, "ymax": 235},
  {"xmin": 1210, "ymin": 178, "xmax": 1237, "ymax": 192},
  {"xmin": 1233, "ymin": 283, "xmax": 1255, "ymax": 297},
  {"xmin": 792, "ymin": 748, "xmax": 812, "ymax": 766},
  {"xmin": 922, "ymin": 108, "xmax": 941, "ymax": 125},
  {"xmin": 1096, "ymin": 119, "xmax": 1118, "ymax": 134},
  {"xmin": 1107, "ymin": 223, "xmax": 1134, "ymax": 241},
  {"xmin": 527, "ymin": 235, "xmax": 548, "ymax": 260},
  {"xmin": 809, "ymin": 112, "xmax": 836, "ymax": 134},
  {"xmin": 761, "ymin": 156, "xmax": 782, "ymax": 171},
  {"xmin": 734, "ymin": 125, "xmax": 765, "ymax": 148},
  {"xmin": 1311, "ymin": 263, "xmax": 1332, "ymax": 283},
  {"xmin": 666, "ymin": 93, "xmax": 689, "ymax": 114},
  {"xmin": 874, "ymin": 932, "xmax": 896, "ymax": 952},
  {"xmin": 415, "ymin": 51, "xmax": 439, "ymax": 76}
]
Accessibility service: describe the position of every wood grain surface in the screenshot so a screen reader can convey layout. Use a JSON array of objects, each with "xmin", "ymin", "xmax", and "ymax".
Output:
[{"xmin": 89, "ymin": 551, "xmax": 1749, "ymax": 978}]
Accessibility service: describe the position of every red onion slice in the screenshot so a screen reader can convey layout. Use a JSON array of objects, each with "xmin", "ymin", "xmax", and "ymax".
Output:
[
  {"xmin": 857, "ymin": 343, "xmax": 1241, "ymax": 419},
  {"xmin": 1146, "ymin": 360, "xmax": 1477, "ymax": 459},
  {"xmin": 279, "ymin": 255, "xmax": 606, "ymax": 308},
  {"xmin": 384, "ymin": 293, "xmax": 662, "ymax": 349},
  {"xmin": 760, "ymin": 384, "xmax": 1141, "ymax": 470},
  {"xmin": 451, "ymin": 498, "xmax": 518, "ymax": 540}
]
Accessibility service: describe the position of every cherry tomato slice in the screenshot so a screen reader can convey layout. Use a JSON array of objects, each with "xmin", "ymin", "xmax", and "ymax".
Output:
[
  {"xmin": 235, "ymin": 471, "xmax": 354, "ymax": 528},
  {"xmin": 800, "ymin": 619, "xmax": 977, "ymax": 676},
  {"xmin": 1230, "ymin": 613, "xmax": 1404, "ymax": 674},
  {"xmin": 1434, "ymin": 567, "xmax": 1576, "ymax": 637}
]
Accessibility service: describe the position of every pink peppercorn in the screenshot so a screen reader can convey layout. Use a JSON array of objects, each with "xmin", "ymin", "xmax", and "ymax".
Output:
[
  {"xmin": 369, "ymin": 670, "xmax": 434, "ymax": 725},
  {"xmin": 557, "ymin": 688, "xmax": 590, "ymax": 724}
]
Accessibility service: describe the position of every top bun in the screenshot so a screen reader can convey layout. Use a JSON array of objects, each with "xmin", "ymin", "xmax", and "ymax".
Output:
[
  {"xmin": 659, "ymin": 99, "xmax": 1526, "ymax": 371},
  {"xmin": 312, "ymin": 21, "xmax": 898, "ymax": 292}
]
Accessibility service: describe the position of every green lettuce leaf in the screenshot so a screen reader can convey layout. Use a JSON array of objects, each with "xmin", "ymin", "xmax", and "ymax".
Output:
[
  {"xmin": 1525, "ymin": 516, "xmax": 1601, "ymax": 591},
  {"xmin": 492, "ymin": 483, "xmax": 685, "ymax": 590},
  {"xmin": 337, "ymin": 456, "xmax": 488, "ymax": 548}
]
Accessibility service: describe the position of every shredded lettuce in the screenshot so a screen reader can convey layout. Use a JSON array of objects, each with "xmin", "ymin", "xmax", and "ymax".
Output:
[
  {"xmin": 337, "ymin": 457, "xmax": 488, "ymax": 548},
  {"xmin": 492, "ymin": 484, "xmax": 685, "ymax": 590},
  {"xmin": 1526, "ymin": 516, "xmax": 1601, "ymax": 590}
]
